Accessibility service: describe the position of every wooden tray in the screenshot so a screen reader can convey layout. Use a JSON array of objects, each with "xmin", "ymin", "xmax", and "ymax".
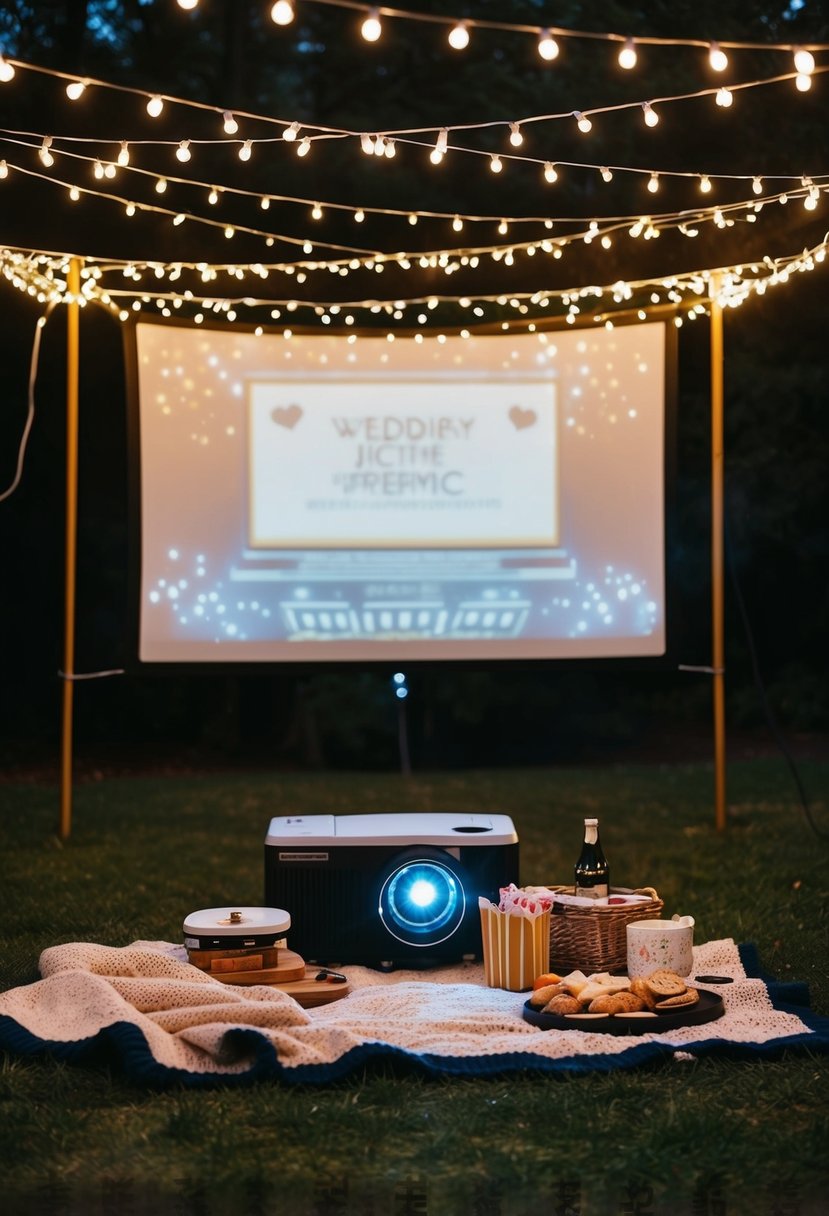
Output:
[
  {"xmin": 522, "ymin": 988, "xmax": 724, "ymax": 1036},
  {"xmin": 209, "ymin": 948, "xmax": 306, "ymax": 985},
  {"xmin": 269, "ymin": 968, "xmax": 352, "ymax": 1009}
]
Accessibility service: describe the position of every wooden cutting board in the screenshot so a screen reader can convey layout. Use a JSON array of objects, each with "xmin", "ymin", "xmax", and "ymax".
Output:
[
  {"xmin": 209, "ymin": 953, "xmax": 351, "ymax": 1007},
  {"xmin": 209, "ymin": 948, "xmax": 307, "ymax": 985},
  {"xmin": 269, "ymin": 968, "xmax": 352, "ymax": 1008}
]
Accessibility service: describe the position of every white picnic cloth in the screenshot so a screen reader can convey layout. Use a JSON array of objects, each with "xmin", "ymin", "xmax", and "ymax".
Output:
[{"xmin": 0, "ymin": 938, "xmax": 812, "ymax": 1078}]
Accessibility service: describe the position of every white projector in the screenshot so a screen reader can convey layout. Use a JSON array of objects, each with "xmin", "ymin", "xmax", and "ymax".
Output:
[{"xmin": 264, "ymin": 812, "xmax": 519, "ymax": 968}]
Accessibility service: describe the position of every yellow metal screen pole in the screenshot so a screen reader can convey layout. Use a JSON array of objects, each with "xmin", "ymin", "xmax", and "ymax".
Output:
[
  {"xmin": 709, "ymin": 274, "xmax": 727, "ymax": 832},
  {"xmin": 59, "ymin": 257, "xmax": 82, "ymax": 841}
]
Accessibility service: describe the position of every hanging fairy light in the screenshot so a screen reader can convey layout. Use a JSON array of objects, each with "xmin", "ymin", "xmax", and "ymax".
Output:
[
  {"xmin": 642, "ymin": 102, "xmax": 659, "ymax": 127},
  {"xmin": 600, "ymin": 166, "xmax": 613, "ymax": 182},
  {"xmin": 537, "ymin": 29, "xmax": 559, "ymax": 61},
  {"xmin": 647, "ymin": 172, "xmax": 659, "ymax": 193},
  {"xmin": 117, "ymin": 141, "xmax": 130, "ymax": 166},
  {"xmin": 0, "ymin": 56, "xmax": 15, "ymax": 82},
  {"xmin": 543, "ymin": 162, "xmax": 558, "ymax": 183},
  {"xmin": 296, "ymin": 136, "xmax": 311, "ymax": 156},
  {"xmin": 177, "ymin": 0, "xmax": 200, "ymax": 9},
  {"xmin": 176, "ymin": 140, "xmax": 192, "ymax": 162},
  {"xmin": 65, "ymin": 78, "xmax": 87, "ymax": 100},
  {"xmin": 448, "ymin": 22, "xmax": 469, "ymax": 51},
  {"xmin": 238, "ymin": 139, "xmax": 253, "ymax": 161},
  {"xmin": 793, "ymin": 48, "xmax": 815, "ymax": 74},
  {"xmin": 574, "ymin": 111, "xmax": 592, "ymax": 133},
  {"xmin": 146, "ymin": 94, "xmax": 164, "ymax": 118},
  {"xmin": 618, "ymin": 38, "xmax": 637, "ymax": 70},
  {"xmin": 708, "ymin": 42, "xmax": 729, "ymax": 71},
  {"xmin": 508, "ymin": 122, "xmax": 523, "ymax": 147},
  {"xmin": 222, "ymin": 111, "xmax": 239, "ymax": 135},
  {"xmin": 795, "ymin": 73, "xmax": 812, "ymax": 92},
  {"xmin": 38, "ymin": 137, "xmax": 54, "ymax": 167},
  {"xmin": 699, "ymin": 174, "xmax": 712, "ymax": 193},
  {"xmin": 270, "ymin": 0, "xmax": 295, "ymax": 24},
  {"xmin": 361, "ymin": 8, "xmax": 382, "ymax": 43},
  {"xmin": 716, "ymin": 87, "xmax": 733, "ymax": 107},
  {"xmin": 490, "ymin": 154, "xmax": 503, "ymax": 173},
  {"xmin": 282, "ymin": 122, "xmax": 300, "ymax": 142}
]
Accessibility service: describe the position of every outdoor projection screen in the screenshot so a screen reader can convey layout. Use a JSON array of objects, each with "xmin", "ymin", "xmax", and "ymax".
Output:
[{"xmin": 130, "ymin": 320, "xmax": 670, "ymax": 662}]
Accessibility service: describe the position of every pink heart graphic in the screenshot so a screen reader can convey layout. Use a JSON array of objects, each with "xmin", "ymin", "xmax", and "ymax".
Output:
[
  {"xmin": 509, "ymin": 405, "xmax": 537, "ymax": 431},
  {"xmin": 271, "ymin": 404, "xmax": 303, "ymax": 430}
]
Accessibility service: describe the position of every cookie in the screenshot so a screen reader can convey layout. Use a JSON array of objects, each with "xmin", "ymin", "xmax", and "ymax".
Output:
[
  {"xmin": 629, "ymin": 978, "xmax": 659, "ymax": 1010},
  {"xmin": 655, "ymin": 987, "xmax": 700, "ymax": 1010},
  {"xmin": 529, "ymin": 982, "xmax": 568, "ymax": 1008},
  {"xmin": 543, "ymin": 994, "xmax": 583, "ymax": 1016},
  {"xmin": 645, "ymin": 969, "xmax": 687, "ymax": 999}
]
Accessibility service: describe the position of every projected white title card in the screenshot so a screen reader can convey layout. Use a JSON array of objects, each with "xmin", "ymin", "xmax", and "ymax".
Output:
[{"xmin": 248, "ymin": 381, "xmax": 558, "ymax": 548}]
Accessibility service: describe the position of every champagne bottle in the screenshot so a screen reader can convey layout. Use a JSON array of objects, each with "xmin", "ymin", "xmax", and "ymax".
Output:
[{"xmin": 574, "ymin": 817, "xmax": 609, "ymax": 898}]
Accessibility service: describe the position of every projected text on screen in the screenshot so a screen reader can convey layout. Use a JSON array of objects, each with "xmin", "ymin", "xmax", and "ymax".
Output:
[{"xmin": 247, "ymin": 381, "xmax": 558, "ymax": 548}]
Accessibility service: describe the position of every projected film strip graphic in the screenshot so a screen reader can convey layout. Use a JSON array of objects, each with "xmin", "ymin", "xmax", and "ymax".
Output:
[{"xmin": 279, "ymin": 597, "xmax": 533, "ymax": 640}]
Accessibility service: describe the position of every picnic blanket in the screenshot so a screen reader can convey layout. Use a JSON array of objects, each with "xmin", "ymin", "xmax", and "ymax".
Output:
[{"xmin": 0, "ymin": 938, "xmax": 826, "ymax": 1086}]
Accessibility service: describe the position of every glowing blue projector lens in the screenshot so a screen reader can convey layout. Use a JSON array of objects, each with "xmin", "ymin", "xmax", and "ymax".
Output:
[{"xmin": 379, "ymin": 859, "xmax": 465, "ymax": 947}]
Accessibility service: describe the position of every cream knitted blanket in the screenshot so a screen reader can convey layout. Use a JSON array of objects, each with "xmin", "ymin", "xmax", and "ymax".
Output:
[{"xmin": 0, "ymin": 938, "xmax": 822, "ymax": 1084}]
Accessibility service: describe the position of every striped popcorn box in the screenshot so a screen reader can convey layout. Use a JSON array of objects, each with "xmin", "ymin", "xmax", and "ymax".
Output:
[{"xmin": 479, "ymin": 897, "xmax": 551, "ymax": 991}]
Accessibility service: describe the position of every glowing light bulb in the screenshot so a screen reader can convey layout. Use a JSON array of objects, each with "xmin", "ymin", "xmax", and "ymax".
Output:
[
  {"xmin": 716, "ymin": 87, "xmax": 733, "ymax": 107},
  {"xmin": 384, "ymin": 138, "xmax": 395, "ymax": 158},
  {"xmin": 490, "ymin": 154, "xmax": 503, "ymax": 173},
  {"xmin": 354, "ymin": 209, "xmax": 365, "ymax": 222},
  {"xmin": 752, "ymin": 176, "xmax": 763, "ymax": 194},
  {"xmin": 360, "ymin": 132, "xmax": 374, "ymax": 154},
  {"xmin": 0, "ymin": 56, "xmax": 15, "ymax": 83},
  {"xmin": 408, "ymin": 213, "xmax": 418, "ymax": 225},
  {"xmin": 543, "ymin": 161, "xmax": 558, "ymax": 183},
  {"xmin": 270, "ymin": 0, "xmax": 295, "ymax": 25},
  {"xmin": 796, "ymin": 73, "xmax": 812, "ymax": 92},
  {"xmin": 68, "ymin": 185, "xmax": 80, "ymax": 201},
  {"xmin": 104, "ymin": 163, "xmax": 115, "ymax": 178},
  {"xmin": 361, "ymin": 8, "xmax": 382, "ymax": 42},
  {"xmin": 297, "ymin": 136, "xmax": 311, "ymax": 156},
  {"xmin": 177, "ymin": 0, "xmax": 199, "ymax": 9},
  {"xmin": 224, "ymin": 225, "xmax": 235, "ymax": 239},
  {"xmin": 618, "ymin": 38, "xmax": 637, "ymax": 70},
  {"xmin": 804, "ymin": 193, "xmax": 818, "ymax": 211},
  {"xmin": 642, "ymin": 102, "xmax": 659, "ymax": 127},
  {"xmin": 93, "ymin": 159, "xmax": 104, "ymax": 179},
  {"xmin": 708, "ymin": 42, "xmax": 728, "ymax": 71},
  {"xmin": 238, "ymin": 139, "xmax": 252, "ymax": 161},
  {"xmin": 0, "ymin": 160, "xmax": 9, "ymax": 178},
  {"xmin": 647, "ymin": 172, "xmax": 659, "ymax": 193},
  {"xmin": 448, "ymin": 22, "xmax": 469, "ymax": 50},
  {"xmin": 430, "ymin": 148, "xmax": 444, "ymax": 165},
  {"xmin": 600, "ymin": 166, "xmax": 613, "ymax": 182},
  {"xmin": 508, "ymin": 122, "xmax": 523, "ymax": 147},
  {"xmin": 793, "ymin": 48, "xmax": 815, "ymax": 75},
  {"xmin": 222, "ymin": 111, "xmax": 238, "ymax": 135},
  {"xmin": 260, "ymin": 195, "xmax": 270, "ymax": 209},
  {"xmin": 435, "ymin": 127, "xmax": 449, "ymax": 155},
  {"xmin": 311, "ymin": 203, "xmax": 323, "ymax": 219},
  {"xmin": 574, "ymin": 111, "xmax": 592, "ymax": 133},
  {"xmin": 282, "ymin": 122, "xmax": 299, "ymax": 142},
  {"xmin": 65, "ymin": 79, "xmax": 86, "ymax": 100},
  {"xmin": 208, "ymin": 187, "xmax": 219, "ymax": 205},
  {"xmin": 700, "ymin": 174, "xmax": 712, "ymax": 193},
  {"xmin": 39, "ymin": 138, "xmax": 54, "ymax": 167},
  {"xmin": 146, "ymin": 94, "xmax": 164, "ymax": 118},
  {"xmin": 117, "ymin": 141, "xmax": 130, "ymax": 166},
  {"xmin": 451, "ymin": 215, "xmax": 463, "ymax": 232},
  {"xmin": 498, "ymin": 220, "xmax": 508, "ymax": 235},
  {"xmin": 176, "ymin": 140, "xmax": 191, "ymax": 162},
  {"xmin": 373, "ymin": 135, "xmax": 385, "ymax": 156},
  {"xmin": 125, "ymin": 202, "xmax": 136, "ymax": 216},
  {"xmin": 155, "ymin": 177, "xmax": 167, "ymax": 194},
  {"xmin": 173, "ymin": 213, "xmax": 186, "ymax": 225},
  {"xmin": 537, "ymin": 28, "xmax": 559, "ymax": 61}
]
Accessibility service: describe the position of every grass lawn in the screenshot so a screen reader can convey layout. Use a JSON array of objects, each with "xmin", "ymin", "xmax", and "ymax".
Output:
[{"xmin": 1, "ymin": 759, "xmax": 828, "ymax": 1216}]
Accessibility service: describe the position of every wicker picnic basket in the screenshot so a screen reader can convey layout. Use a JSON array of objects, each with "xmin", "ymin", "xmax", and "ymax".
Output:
[{"xmin": 543, "ymin": 886, "xmax": 663, "ymax": 974}]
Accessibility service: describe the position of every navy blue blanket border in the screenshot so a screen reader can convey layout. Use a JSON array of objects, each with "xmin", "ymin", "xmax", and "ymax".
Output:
[{"xmin": 1, "ymin": 944, "xmax": 827, "ymax": 1088}]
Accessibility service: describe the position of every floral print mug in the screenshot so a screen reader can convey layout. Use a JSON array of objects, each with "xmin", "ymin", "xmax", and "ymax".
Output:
[{"xmin": 626, "ymin": 916, "xmax": 694, "ymax": 977}]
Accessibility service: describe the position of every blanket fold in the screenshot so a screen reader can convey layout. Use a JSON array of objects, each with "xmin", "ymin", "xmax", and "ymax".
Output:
[{"xmin": 0, "ymin": 938, "xmax": 826, "ymax": 1086}]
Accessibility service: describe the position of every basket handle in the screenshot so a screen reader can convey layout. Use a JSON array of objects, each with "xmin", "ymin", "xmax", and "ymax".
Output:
[{"xmin": 632, "ymin": 887, "xmax": 659, "ymax": 900}]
